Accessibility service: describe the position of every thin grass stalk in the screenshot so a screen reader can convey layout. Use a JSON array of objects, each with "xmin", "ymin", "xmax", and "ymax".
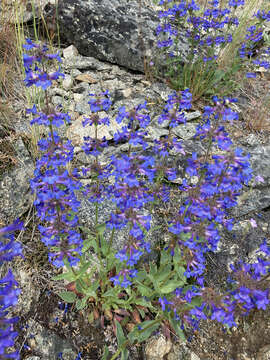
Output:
[{"xmin": 218, "ymin": 0, "xmax": 265, "ymax": 70}]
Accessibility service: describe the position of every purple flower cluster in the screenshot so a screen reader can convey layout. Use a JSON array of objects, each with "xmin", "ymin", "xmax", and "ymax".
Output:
[
  {"xmin": 21, "ymin": 30, "xmax": 270, "ymax": 343},
  {"xmin": 23, "ymin": 39, "xmax": 63, "ymax": 90},
  {"xmin": 156, "ymin": 95, "xmax": 266, "ymax": 329},
  {"xmin": 238, "ymin": 13, "xmax": 270, "ymax": 77},
  {"xmin": 23, "ymin": 40, "xmax": 83, "ymax": 267},
  {"xmin": 104, "ymin": 90, "xmax": 192, "ymax": 287},
  {"xmin": 0, "ymin": 220, "xmax": 24, "ymax": 359},
  {"xmin": 156, "ymin": 0, "xmax": 270, "ymax": 89},
  {"xmin": 156, "ymin": 0, "xmax": 239, "ymax": 56},
  {"xmin": 187, "ymin": 240, "xmax": 270, "ymax": 327}
]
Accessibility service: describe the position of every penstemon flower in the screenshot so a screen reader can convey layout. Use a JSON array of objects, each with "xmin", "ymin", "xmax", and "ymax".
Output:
[
  {"xmin": 20, "ymin": 16, "xmax": 270, "ymax": 357},
  {"xmin": 0, "ymin": 220, "xmax": 24, "ymax": 359},
  {"xmin": 23, "ymin": 40, "xmax": 83, "ymax": 267}
]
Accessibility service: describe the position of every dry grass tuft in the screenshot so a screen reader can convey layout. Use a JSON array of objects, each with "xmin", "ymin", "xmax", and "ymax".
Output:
[
  {"xmin": 243, "ymin": 79, "xmax": 270, "ymax": 134},
  {"xmin": 0, "ymin": 23, "xmax": 20, "ymax": 99},
  {"xmin": 218, "ymin": 0, "xmax": 266, "ymax": 71}
]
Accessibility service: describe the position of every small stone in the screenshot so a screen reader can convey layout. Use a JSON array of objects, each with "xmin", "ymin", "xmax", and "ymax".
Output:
[
  {"xmin": 74, "ymin": 93, "xmax": 84, "ymax": 103},
  {"xmin": 185, "ymin": 110, "xmax": 201, "ymax": 121},
  {"xmin": 75, "ymin": 73, "xmax": 98, "ymax": 84},
  {"xmin": 63, "ymin": 45, "xmax": 79, "ymax": 59},
  {"xmin": 62, "ymin": 74, "xmax": 73, "ymax": 90},
  {"xmin": 48, "ymin": 87, "xmax": 68, "ymax": 97},
  {"xmin": 146, "ymin": 126, "xmax": 169, "ymax": 140},
  {"xmin": 52, "ymin": 96, "xmax": 63, "ymax": 106},
  {"xmin": 122, "ymin": 88, "xmax": 133, "ymax": 98},
  {"xmin": 28, "ymin": 338, "xmax": 36, "ymax": 348},
  {"xmin": 191, "ymin": 352, "xmax": 201, "ymax": 360},
  {"xmin": 145, "ymin": 335, "xmax": 172, "ymax": 360},
  {"xmin": 67, "ymin": 102, "xmax": 75, "ymax": 112},
  {"xmin": 67, "ymin": 114, "xmax": 122, "ymax": 146},
  {"xmin": 172, "ymin": 123, "xmax": 198, "ymax": 140}
]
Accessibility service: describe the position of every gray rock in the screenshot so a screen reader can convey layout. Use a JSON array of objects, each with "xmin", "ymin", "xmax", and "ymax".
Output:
[
  {"xmin": 248, "ymin": 144, "xmax": 270, "ymax": 187},
  {"xmin": 145, "ymin": 334, "xmax": 172, "ymax": 360},
  {"xmin": 63, "ymin": 55, "xmax": 112, "ymax": 71},
  {"xmin": 167, "ymin": 342, "xmax": 201, "ymax": 360},
  {"xmin": 67, "ymin": 114, "xmax": 123, "ymax": 145},
  {"xmin": 146, "ymin": 126, "xmax": 169, "ymax": 140},
  {"xmin": 48, "ymin": 87, "xmax": 69, "ymax": 98},
  {"xmin": 56, "ymin": 0, "xmax": 189, "ymax": 72},
  {"xmin": 155, "ymin": 110, "xmax": 201, "ymax": 129},
  {"xmin": 231, "ymin": 188, "xmax": 270, "ymax": 217},
  {"xmin": 172, "ymin": 123, "xmax": 198, "ymax": 140},
  {"xmin": 15, "ymin": 268, "xmax": 40, "ymax": 315},
  {"xmin": 52, "ymin": 95, "xmax": 64, "ymax": 106},
  {"xmin": 74, "ymin": 98, "xmax": 91, "ymax": 115},
  {"xmin": 0, "ymin": 138, "xmax": 34, "ymax": 224},
  {"xmin": 63, "ymin": 44, "xmax": 79, "ymax": 59},
  {"xmin": 185, "ymin": 110, "xmax": 201, "ymax": 121},
  {"xmin": 150, "ymin": 82, "xmax": 175, "ymax": 102},
  {"xmin": 26, "ymin": 319, "xmax": 77, "ymax": 360},
  {"xmin": 62, "ymin": 74, "xmax": 73, "ymax": 90}
]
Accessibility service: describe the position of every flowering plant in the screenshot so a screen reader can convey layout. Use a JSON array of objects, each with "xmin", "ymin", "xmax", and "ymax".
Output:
[
  {"xmin": 154, "ymin": 0, "xmax": 270, "ymax": 100},
  {"xmin": 19, "ymin": 33, "xmax": 270, "ymax": 360},
  {"xmin": 0, "ymin": 220, "xmax": 24, "ymax": 359}
]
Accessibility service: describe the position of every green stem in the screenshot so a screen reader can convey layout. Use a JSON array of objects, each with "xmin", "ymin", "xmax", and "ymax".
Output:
[
  {"xmin": 95, "ymin": 202, "xmax": 99, "ymax": 227},
  {"xmin": 106, "ymin": 228, "xmax": 115, "ymax": 269},
  {"xmin": 110, "ymin": 340, "xmax": 129, "ymax": 360},
  {"xmin": 110, "ymin": 318, "xmax": 162, "ymax": 360},
  {"xmin": 108, "ymin": 227, "xmax": 115, "ymax": 250}
]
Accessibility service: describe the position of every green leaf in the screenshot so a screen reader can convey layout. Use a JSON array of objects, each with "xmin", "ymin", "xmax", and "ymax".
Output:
[
  {"xmin": 121, "ymin": 348, "xmax": 129, "ymax": 360},
  {"xmin": 128, "ymin": 320, "xmax": 160, "ymax": 344},
  {"xmin": 76, "ymin": 261, "xmax": 93, "ymax": 279},
  {"xmin": 179, "ymin": 232, "xmax": 192, "ymax": 242},
  {"xmin": 103, "ymin": 287, "xmax": 118, "ymax": 298},
  {"xmin": 154, "ymin": 265, "xmax": 171, "ymax": 283},
  {"xmin": 82, "ymin": 237, "xmax": 96, "ymax": 253},
  {"xmin": 76, "ymin": 297, "xmax": 88, "ymax": 310},
  {"xmin": 58, "ymin": 291, "xmax": 76, "ymax": 303},
  {"xmin": 136, "ymin": 284, "xmax": 154, "ymax": 298},
  {"xmin": 85, "ymin": 288, "xmax": 97, "ymax": 299},
  {"xmin": 88, "ymin": 311, "xmax": 94, "ymax": 323},
  {"xmin": 100, "ymin": 235, "xmax": 109, "ymax": 256},
  {"xmin": 63, "ymin": 257, "xmax": 73, "ymax": 270},
  {"xmin": 149, "ymin": 262, "xmax": 157, "ymax": 275},
  {"xmin": 190, "ymin": 296, "xmax": 202, "ymax": 308},
  {"xmin": 135, "ymin": 270, "xmax": 148, "ymax": 282},
  {"xmin": 96, "ymin": 223, "xmax": 106, "ymax": 235},
  {"xmin": 89, "ymin": 280, "xmax": 99, "ymax": 293},
  {"xmin": 101, "ymin": 345, "xmax": 109, "ymax": 360},
  {"xmin": 213, "ymin": 69, "xmax": 225, "ymax": 84},
  {"xmin": 116, "ymin": 321, "xmax": 126, "ymax": 347},
  {"xmin": 160, "ymin": 250, "xmax": 171, "ymax": 265},
  {"xmin": 170, "ymin": 318, "xmax": 186, "ymax": 341},
  {"xmin": 175, "ymin": 266, "xmax": 186, "ymax": 281},
  {"xmin": 75, "ymin": 280, "xmax": 84, "ymax": 294},
  {"xmin": 134, "ymin": 298, "xmax": 154, "ymax": 310},
  {"xmin": 52, "ymin": 271, "xmax": 76, "ymax": 282},
  {"xmin": 137, "ymin": 307, "xmax": 145, "ymax": 318},
  {"xmin": 159, "ymin": 280, "xmax": 185, "ymax": 294}
]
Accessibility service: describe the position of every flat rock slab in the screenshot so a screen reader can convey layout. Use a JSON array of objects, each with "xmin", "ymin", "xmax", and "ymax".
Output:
[{"xmin": 56, "ymin": 0, "xmax": 189, "ymax": 72}]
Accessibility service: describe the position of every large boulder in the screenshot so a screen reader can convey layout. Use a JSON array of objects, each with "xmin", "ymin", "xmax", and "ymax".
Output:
[{"xmin": 56, "ymin": 0, "xmax": 189, "ymax": 72}]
